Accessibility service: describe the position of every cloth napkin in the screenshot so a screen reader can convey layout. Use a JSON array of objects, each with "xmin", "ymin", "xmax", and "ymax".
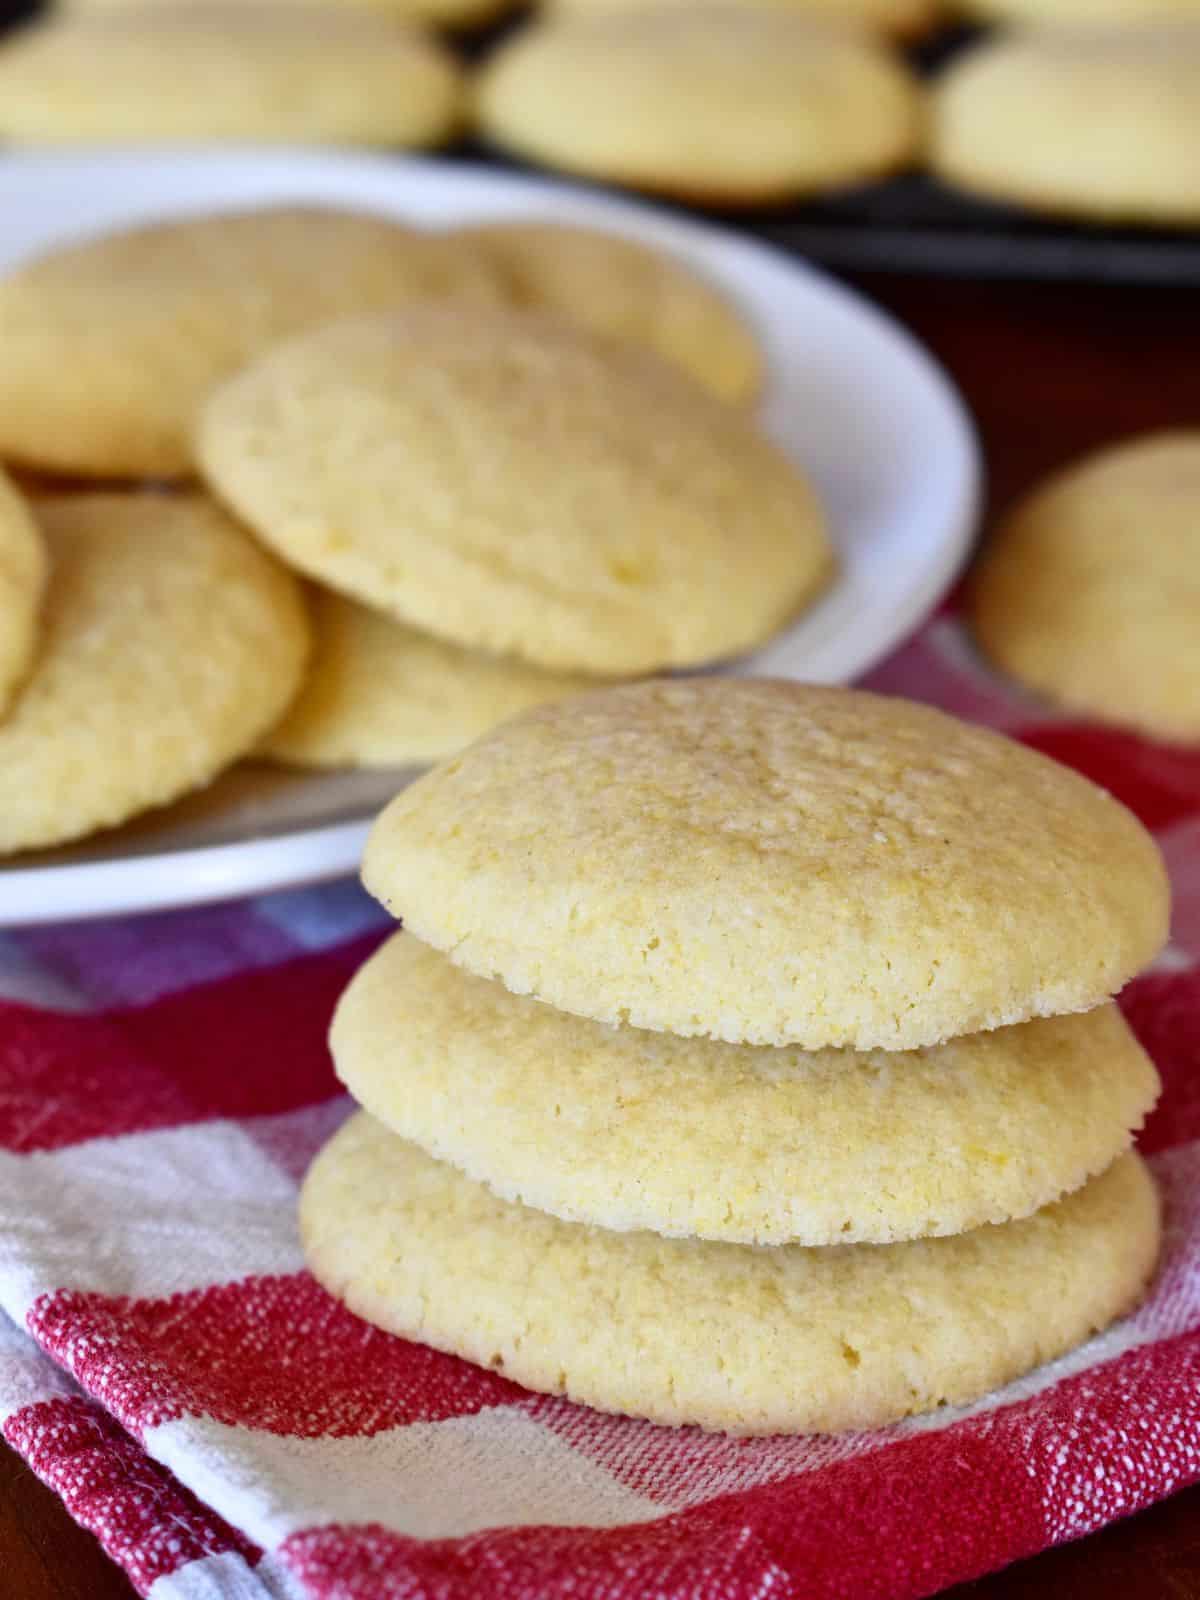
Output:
[{"xmin": 0, "ymin": 605, "xmax": 1198, "ymax": 1600}]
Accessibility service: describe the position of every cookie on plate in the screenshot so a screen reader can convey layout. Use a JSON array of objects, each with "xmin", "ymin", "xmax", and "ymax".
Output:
[
  {"xmin": 972, "ymin": 432, "xmax": 1200, "ymax": 742},
  {"xmin": 446, "ymin": 220, "xmax": 763, "ymax": 405},
  {"xmin": 301, "ymin": 1112, "xmax": 1160, "ymax": 1434},
  {"xmin": 0, "ymin": 468, "xmax": 46, "ymax": 719},
  {"xmin": 197, "ymin": 304, "xmax": 833, "ymax": 675},
  {"xmin": 263, "ymin": 589, "xmax": 594, "ymax": 769},
  {"xmin": 333, "ymin": 931, "xmax": 1160, "ymax": 1245},
  {"xmin": 931, "ymin": 27, "xmax": 1200, "ymax": 225},
  {"xmin": 538, "ymin": 0, "xmax": 942, "ymax": 38},
  {"xmin": 0, "ymin": 9, "xmax": 464, "ymax": 147},
  {"xmin": 0, "ymin": 206, "xmax": 499, "ymax": 481},
  {"xmin": 475, "ymin": 9, "xmax": 923, "ymax": 207},
  {"xmin": 362, "ymin": 680, "xmax": 1169, "ymax": 1049},
  {"xmin": 0, "ymin": 493, "xmax": 308, "ymax": 854}
]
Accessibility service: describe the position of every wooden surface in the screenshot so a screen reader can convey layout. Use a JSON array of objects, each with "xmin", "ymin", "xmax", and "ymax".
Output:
[{"xmin": 2, "ymin": 270, "xmax": 1199, "ymax": 1598}]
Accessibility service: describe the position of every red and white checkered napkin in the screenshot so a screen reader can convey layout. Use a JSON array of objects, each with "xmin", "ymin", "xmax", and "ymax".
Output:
[{"xmin": 1, "ymin": 609, "xmax": 1199, "ymax": 1600}]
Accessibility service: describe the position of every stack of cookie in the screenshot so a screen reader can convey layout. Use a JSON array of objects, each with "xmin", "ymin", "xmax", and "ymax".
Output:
[{"xmin": 302, "ymin": 678, "xmax": 1168, "ymax": 1434}]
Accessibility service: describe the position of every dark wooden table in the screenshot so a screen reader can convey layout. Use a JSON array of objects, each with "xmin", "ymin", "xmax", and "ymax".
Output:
[{"xmin": 2, "ymin": 270, "xmax": 1199, "ymax": 1598}]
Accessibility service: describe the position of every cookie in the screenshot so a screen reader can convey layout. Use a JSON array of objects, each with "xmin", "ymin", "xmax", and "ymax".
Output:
[
  {"xmin": 959, "ymin": 0, "xmax": 1200, "ymax": 23},
  {"xmin": 301, "ymin": 1112, "xmax": 1160, "ymax": 1435},
  {"xmin": 333, "ymin": 932, "xmax": 1160, "ymax": 1245},
  {"xmin": 446, "ymin": 220, "xmax": 763, "ymax": 405},
  {"xmin": 263, "ymin": 588, "xmax": 594, "ymax": 769},
  {"xmin": 67, "ymin": 0, "xmax": 517, "ymax": 26},
  {"xmin": 0, "ymin": 469, "xmax": 46, "ymax": 718},
  {"xmin": 0, "ymin": 493, "xmax": 308, "ymax": 854},
  {"xmin": 972, "ymin": 432, "xmax": 1200, "ymax": 742},
  {"xmin": 0, "ymin": 207, "xmax": 499, "ymax": 481},
  {"xmin": 363, "ymin": 680, "xmax": 1169, "ymax": 1050},
  {"xmin": 0, "ymin": 9, "xmax": 464, "ymax": 148},
  {"xmin": 475, "ymin": 10, "xmax": 923, "ymax": 207},
  {"xmin": 197, "ymin": 305, "xmax": 833, "ymax": 675},
  {"xmin": 931, "ymin": 27, "xmax": 1200, "ymax": 225},
  {"xmin": 539, "ymin": 0, "xmax": 942, "ymax": 39}
]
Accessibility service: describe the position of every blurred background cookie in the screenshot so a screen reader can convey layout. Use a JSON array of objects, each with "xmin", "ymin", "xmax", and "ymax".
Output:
[
  {"xmin": 197, "ymin": 303, "xmax": 833, "ymax": 675},
  {"xmin": 475, "ymin": 8, "xmax": 923, "ymax": 207},
  {"xmin": 931, "ymin": 26, "xmax": 1200, "ymax": 225},
  {"xmin": 61, "ymin": 0, "xmax": 520, "ymax": 25},
  {"xmin": 0, "ymin": 492, "xmax": 309, "ymax": 854},
  {"xmin": 972, "ymin": 432, "xmax": 1200, "ymax": 743},
  {"xmin": 956, "ymin": 0, "xmax": 1200, "ymax": 23},
  {"xmin": 536, "ymin": 0, "xmax": 943, "ymax": 40},
  {"xmin": 0, "ymin": 8, "xmax": 465, "ymax": 146},
  {"xmin": 0, "ymin": 207, "xmax": 499, "ymax": 480},
  {"xmin": 263, "ymin": 588, "xmax": 595, "ymax": 768},
  {"xmin": 445, "ymin": 220, "xmax": 763, "ymax": 403}
]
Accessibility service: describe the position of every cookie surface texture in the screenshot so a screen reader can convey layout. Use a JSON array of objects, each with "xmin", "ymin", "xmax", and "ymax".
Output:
[
  {"xmin": 362, "ymin": 680, "xmax": 1169, "ymax": 1049},
  {"xmin": 0, "ymin": 9, "xmax": 464, "ymax": 148},
  {"xmin": 475, "ymin": 9, "xmax": 923, "ymax": 205},
  {"xmin": 197, "ymin": 305, "xmax": 833, "ymax": 674},
  {"xmin": 263, "ymin": 589, "xmax": 594, "ymax": 768},
  {"xmin": 0, "ymin": 492, "xmax": 309, "ymax": 853},
  {"xmin": 300, "ymin": 1112, "xmax": 1161, "ymax": 1435},
  {"xmin": 931, "ymin": 27, "xmax": 1200, "ymax": 224},
  {"xmin": 972, "ymin": 431, "xmax": 1200, "ymax": 742},
  {"xmin": 333, "ymin": 931, "xmax": 1160, "ymax": 1244},
  {"xmin": 447, "ymin": 220, "xmax": 763, "ymax": 404},
  {"xmin": 0, "ymin": 206, "xmax": 498, "ymax": 480}
]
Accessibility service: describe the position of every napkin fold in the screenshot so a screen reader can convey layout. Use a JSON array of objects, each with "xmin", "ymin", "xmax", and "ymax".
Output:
[{"xmin": 0, "ymin": 611, "xmax": 1198, "ymax": 1600}]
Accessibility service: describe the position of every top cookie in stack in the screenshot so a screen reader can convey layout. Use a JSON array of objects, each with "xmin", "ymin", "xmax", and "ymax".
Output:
[{"xmin": 302, "ymin": 679, "xmax": 1168, "ymax": 1435}]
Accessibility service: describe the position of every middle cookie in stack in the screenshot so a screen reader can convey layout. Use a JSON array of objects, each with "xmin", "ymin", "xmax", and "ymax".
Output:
[{"xmin": 302, "ymin": 679, "xmax": 1168, "ymax": 1435}]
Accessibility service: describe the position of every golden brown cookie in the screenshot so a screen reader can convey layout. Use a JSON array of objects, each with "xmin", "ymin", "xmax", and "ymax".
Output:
[{"xmin": 362, "ymin": 680, "xmax": 1169, "ymax": 1049}]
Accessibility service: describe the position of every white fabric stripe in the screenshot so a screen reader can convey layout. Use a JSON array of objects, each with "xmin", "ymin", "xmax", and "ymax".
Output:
[
  {"xmin": 0, "ymin": 1308, "xmax": 80, "ymax": 1422},
  {"xmin": 151, "ymin": 1551, "xmax": 308, "ymax": 1600},
  {"xmin": 0, "ymin": 1119, "xmax": 305, "ymax": 1319},
  {"xmin": 148, "ymin": 1407, "xmax": 662, "ymax": 1548}
]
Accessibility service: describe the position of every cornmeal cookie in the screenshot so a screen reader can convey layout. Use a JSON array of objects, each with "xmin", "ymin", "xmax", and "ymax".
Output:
[
  {"xmin": 68, "ymin": 0, "xmax": 517, "ymax": 26},
  {"xmin": 0, "ymin": 207, "xmax": 499, "ymax": 481},
  {"xmin": 447, "ymin": 220, "xmax": 763, "ymax": 405},
  {"xmin": 263, "ymin": 589, "xmax": 593, "ymax": 769},
  {"xmin": 0, "ymin": 9, "xmax": 464, "ymax": 148},
  {"xmin": 301, "ymin": 1113, "xmax": 1160, "ymax": 1434},
  {"xmin": 333, "ymin": 932, "xmax": 1160, "ymax": 1245},
  {"xmin": 972, "ymin": 432, "xmax": 1200, "ymax": 742},
  {"xmin": 959, "ymin": 0, "xmax": 1200, "ymax": 23},
  {"xmin": 363, "ymin": 680, "xmax": 1169, "ymax": 1050},
  {"xmin": 197, "ymin": 305, "xmax": 833, "ymax": 675},
  {"xmin": 0, "ymin": 493, "xmax": 308, "ymax": 854},
  {"xmin": 931, "ymin": 27, "xmax": 1200, "ymax": 225},
  {"xmin": 0, "ymin": 469, "xmax": 46, "ymax": 718},
  {"xmin": 539, "ymin": 0, "xmax": 942, "ymax": 39},
  {"xmin": 475, "ymin": 10, "xmax": 923, "ymax": 207}
]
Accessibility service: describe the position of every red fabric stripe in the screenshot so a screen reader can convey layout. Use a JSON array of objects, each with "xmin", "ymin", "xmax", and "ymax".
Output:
[
  {"xmin": 0, "ymin": 934, "xmax": 381, "ymax": 1153},
  {"xmin": 1123, "ymin": 967, "xmax": 1200, "ymax": 1155},
  {"xmin": 28, "ymin": 1274, "xmax": 521, "ymax": 1438},
  {"xmin": 1017, "ymin": 724, "xmax": 1200, "ymax": 832},
  {"xmin": 3, "ymin": 1395, "xmax": 258, "ymax": 1596}
]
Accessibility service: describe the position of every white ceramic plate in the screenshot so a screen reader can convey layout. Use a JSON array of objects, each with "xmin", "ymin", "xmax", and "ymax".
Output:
[{"xmin": 0, "ymin": 148, "xmax": 981, "ymax": 926}]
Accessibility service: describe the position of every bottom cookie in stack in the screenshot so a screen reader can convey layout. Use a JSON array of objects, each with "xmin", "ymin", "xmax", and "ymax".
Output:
[{"xmin": 301, "ymin": 1113, "xmax": 1158, "ymax": 1436}]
